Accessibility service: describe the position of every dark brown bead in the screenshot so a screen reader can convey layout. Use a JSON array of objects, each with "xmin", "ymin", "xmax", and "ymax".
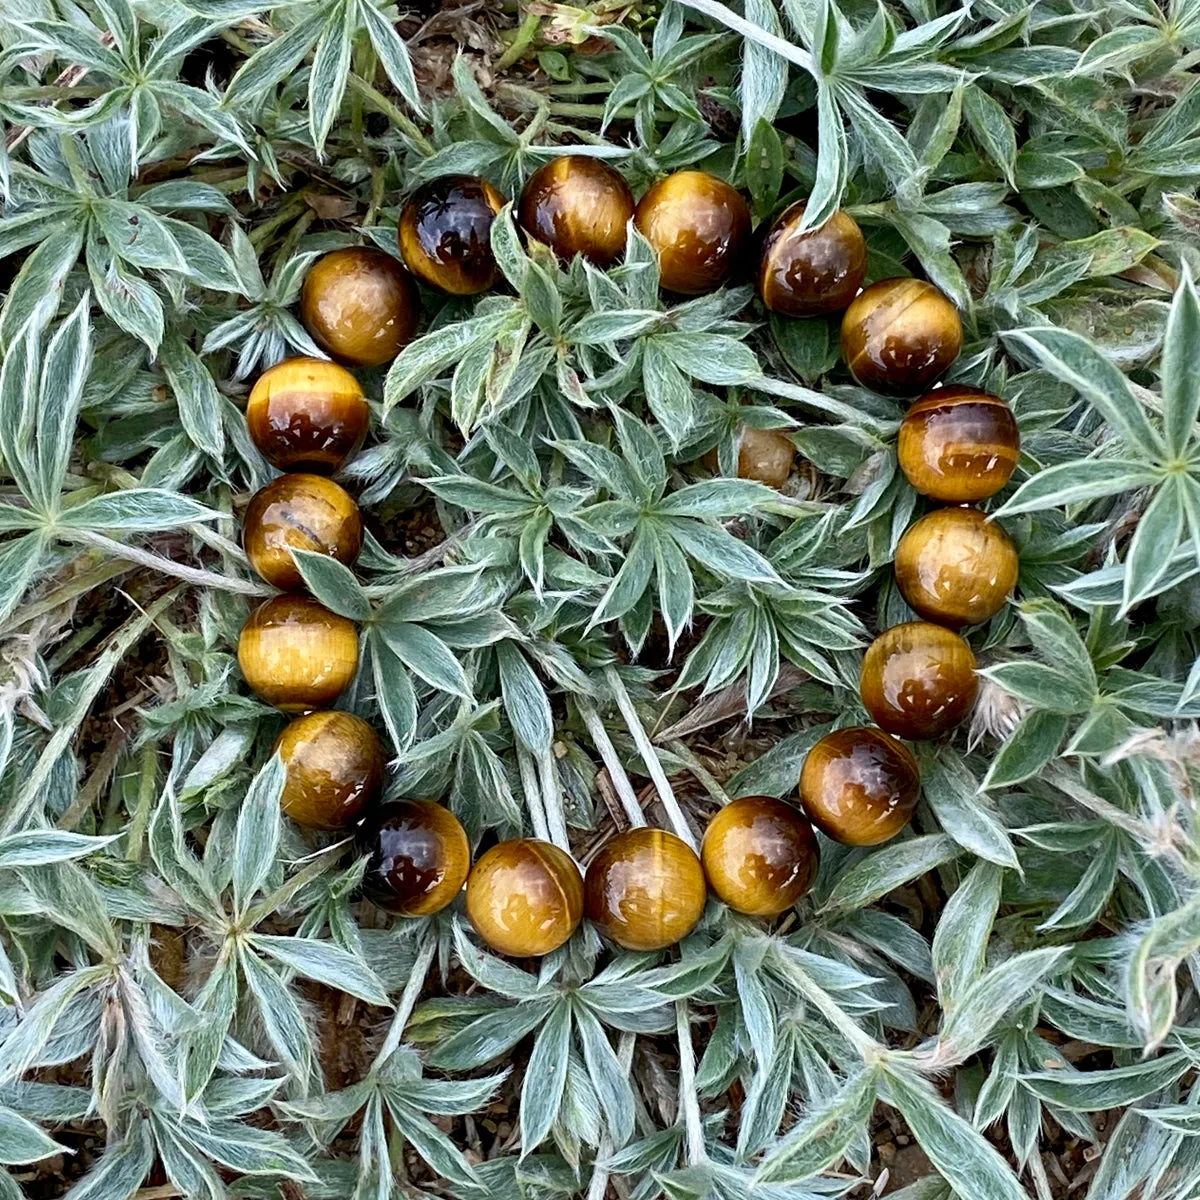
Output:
[
  {"xmin": 246, "ymin": 357, "xmax": 370, "ymax": 474},
  {"xmin": 276, "ymin": 711, "xmax": 384, "ymax": 830},
  {"xmin": 701, "ymin": 796, "xmax": 819, "ymax": 916},
  {"xmin": 398, "ymin": 175, "xmax": 507, "ymax": 295},
  {"xmin": 584, "ymin": 828, "xmax": 707, "ymax": 951},
  {"xmin": 299, "ymin": 247, "xmax": 419, "ymax": 368},
  {"xmin": 633, "ymin": 170, "xmax": 751, "ymax": 295},
  {"xmin": 358, "ymin": 800, "xmax": 471, "ymax": 916},
  {"xmin": 897, "ymin": 385, "xmax": 1020, "ymax": 503},
  {"xmin": 895, "ymin": 507, "xmax": 1018, "ymax": 628},
  {"xmin": 860, "ymin": 621, "xmax": 977, "ymax": 740},
  {"xmin": 518, "ymin": 155, "xmax": 634, "ymax": 266},
  {"xmin": 238, "ymin": 595, "xmax": 359, "ymax": 713},
  {"xmin": 243, "ymin": 473, "xmax": 363, "ymax": 591},
  {"xmin": 705, "ymin": 425, "xmax": 796, "ymax": 489},
  {"xmin": 756, "ymin": 203, "xmax": 867, "ymax": 317},
  {"xmin": 799, "ymin": 727, "xmax": 920, "ymax": 846},
  {"xmin": 840, "ymin": 278, "xmax": 963, "ymax": 396}
]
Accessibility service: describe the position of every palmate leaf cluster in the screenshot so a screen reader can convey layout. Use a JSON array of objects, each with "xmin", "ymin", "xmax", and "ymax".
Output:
[{"xmin": 3, "ymin": 0, "xmax": 1200, "ymax": 1197}]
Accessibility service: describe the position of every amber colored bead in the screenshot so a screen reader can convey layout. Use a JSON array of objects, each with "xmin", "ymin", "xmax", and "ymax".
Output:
[
  {"xmin": 633, "ymin": 170, "xmax": 751, "ymax": 295},
  {"xmin": 756, "ymin": 203, "xmax": 867, "ymax": 317},
  {"xmin": 299, "ymin": 247, "xmax": 419, "ymax": 368},
  {"xmin": 399, "ymin": 175, "xmax": 507, "ymax": 295},
  {"xmin": 238, "ymin": 595, "xmax": 359, "ymax": 713},
  {"xmin": 243, "ymin": 474, "xmax": 363, "ymax": 591},
  {"xmin": 799, "ymin": 727, "xmax": 920, "ymax": 846},
  {"xmin": 840, "ymin": 278, "xmax": 963, "ymax": 396},
  {"xmin": 895, "ymin": 507, "xmax": 1018, "ymax": 628},
  {"xmin": 860, "ymin": 621, "xmax": 977, "ymax": 740},
  {"xmin": 519, "ymin": 155, "xmax": 634, "ymax": 266},
  {"xmin": 246, "ymin": 357, "xmax": 370, "ymax": 474},
  {"xmin": 466, "ymin": 840, "xmax": 583, "ymax": 957},
  {"xmin": 704, "ymin": 425, "xmax": 796, "ymax": 489},
  {"xmin": 701, "ymin": 796, "xmax": 819, "ymax": 916},
  {"xmin": 584, "ymin": 828, "xmax": 707, "ymax": 951},
  {"xmin": 358, "ymin": 800, "xmax": 471, "ymax": 916},
  {"xmin": 897, "ymin": 385, "xmax": 1020, "ymax": 503},
  {"xmin": 276, "ymin": 711, "xmax": 384, "ymax": 830}
]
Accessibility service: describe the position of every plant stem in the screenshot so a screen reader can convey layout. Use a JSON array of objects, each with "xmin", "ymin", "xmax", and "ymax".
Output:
[
  {"xmin": 517, "ymin": 746, "xmax": 552, "ymax": 842},
  {"xmin": 495, "ymin": 10, "xmax": 542, "ymax": 71},
  {"xmin": 123, "ymin": 745, "xmax": 159, "ymax": 861},
  {"xmin": 588, "ymin": 1032, "xmax": 635, "ymax": 1200},
  {"xmin": 576, "ymin": 697, "xmax": 646, "ymax": 828},
  {"xmin": 372, "ymin": 934, "xmax": 436, "ymax": 1071},
  {"xmin": 346, "ymin": 74, "xmax": 435, "ymax": 156},
  {"xmin": 535, "ymin": 744, "xmax": 571, "ymax": 849},
  {"xmin": 675, "ymin": 1001, "xmax": 706, "ymax": 1164},
  {"xmin": 667, "ymin": 740, "xmax": 730, "ymax": 807}
]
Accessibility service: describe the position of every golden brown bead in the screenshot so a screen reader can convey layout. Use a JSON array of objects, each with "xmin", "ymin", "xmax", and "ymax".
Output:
[
  {"xmin": 703, "ymin": 425, "xmax": 796, "ymax": 489},
  {"xmin": 238, "ymin": 595, "xmax": 359, "ymax": 713},
  {"xmin": 358, "ymin": 800, "xmax": 471, "ymax": 916},
  {"xmin": 399, "ymin": 175, "xmax": 507, "ymax": 295},
  {"xmin": 276, "ymin": 711, "xmax": 384, "ymax": 830},
  {"xmin": 246, "ymin": 357, "xmax": 370, "ymax": 474},
  {"xmin": 633, "ymin": 170, "xmax": 751, "ymax": 295},
  {"xmin": 518, "ymin": 155, "xmax": 634, "ymax": 266},
  {"xmin": 799, "ymin": 727, "xmax": 920, "ymax": 846},
  {"xmin": 860, "ymin": 621, "xmax": 977, "ymax": 740},
  {"xmin": 897, "ymin": 385, "xmax": 1020, "ymax": 503},
  {"xmin": 894, "ymin": 507, "xmax": 1018, "ymax": 628},
  {"xmin": 701, "ymin": 796, "xmax": 819, "ymax": 916},
  {"xmin": 584, "ymin": 827, "xmax": 707, "ymax": 951},
  {"xmin": 242, "ymin": 473, "xmax": 363, "ymax": 591},
  {"xmin": 840, "ymin": 278, "xmax": 963, "ymax": 396},
  {"xmin": 299, "ymin": 247, "xmax": 419, "ymax": 368},
  {"xmin": 465, "ymin": 839, "xmax": 583, "ymax": 957},
  {"xmin": 756, "ymin": 203, "xmax": 867, "ymax": 317}
]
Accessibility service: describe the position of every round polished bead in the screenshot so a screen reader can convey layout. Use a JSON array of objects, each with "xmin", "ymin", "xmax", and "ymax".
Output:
[
  {"xmin": 840, "ymin": 278, "xmax": 963, "ymax": 396},
  {"xmin": 584, "ymin": 827, "xmax": 707, "ymax": 951},
  {"xmin": 465, "ymin": 839, "xmax": 583, "ymax": 957},
  {"xmin": 860, "ymin": 621, "xmax": 978, "ymax": 740},
  {"xmin": 238, "ymin": 595, "xmax": 359, "ymax": 713},
  {"xmin": 897, "ymin": 385, "xmax": 1020, "ymax": 503},
  {"xmin": 276, "ymin": 711, "xmax": 384, "ymax": 830},
  {"xmin": 799, "ymin": 727, "xmax": 920, "ymax": 846},
  {"xmin": 399, "ymin": 175, "xmax": 507, "ymax": 295},
  {"xmin": 701, "ymin": 796, "xmax": 819, "ymax": 916},
  {"xmin": 246, "ymin": 357, "xmax": 370, "ymax": 474},
  {"xmin": 756, "ymin": 203, "xmax": 867, "ymax": 317},
  {"xmin": 518, "ymin": 155, "xmax": 634, "ymax": 266},
  {"xmin": 358, "ymin": 800, "xmax": 471, "ymax": 916},
  {"xmin": 894, "ymin": 507, "xmax": 1018, "ymax": 628}
]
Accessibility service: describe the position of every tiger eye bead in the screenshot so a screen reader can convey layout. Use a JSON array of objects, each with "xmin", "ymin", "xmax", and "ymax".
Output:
[
  {"xmin": 704, "ymin": 425, "xmax": 796, "ymax": 489},
  {"xmin": 634, "ymin": 170, "xmax": 751, "ymax": 295},
  {"xmin": 840, "ymin": 278, "xmax": 963, "ymax": 396},
  {"xmin": 756, "ymin": 203, "xmax": 867, "ymax": 317},
  {"xmin": 399, "ymin": 175, "xmax": 507, "ymax": 295},
  {"xmin": 466, "ymin": 840, "xmax": 584, "ymax": 957},
  {"xmin": 799, "ymin": 727, "xmax": 920, "ymax": 846},
  {"xmin": 897, "ymin": 386, "xmax": 1020, "ymax": 503},
  {"xmin": 701, "ymin": 797, "xmax": 819, "ymax": 916},
  {"xmin": 584, "ymin": 828, "xmax": 707, "ymax": 951},
  {"xmin": 246, "ymin": 357, "xmax": 370, "ymax": 474},
  {"xmin": 276, "ymin": 711, "xmax": 384, "ymax": 830},
  {"xmin": 358, "ymin": 801, "xmax": 471, "ymax": 916},
  {"xmin": 519, "ymin": 155, "xmax": 634, "ymax": 266},
  {"xmin": 238, "ymin": 595, "xmax": 359, "ymax": 713},
  {"xmin": 895, "ymin": 507, "xmax": 1018, "ymax": 628},
  {"xmin": 243, "ymin": 474, "xmax": 363, "ymax": 591},
  {"xmin": 860, "ymin": 621, "xmax": 977, "ymax": 740},
  {"xmin": 300, "ymin": 247, "xmax": 419, "ymax": 368}
]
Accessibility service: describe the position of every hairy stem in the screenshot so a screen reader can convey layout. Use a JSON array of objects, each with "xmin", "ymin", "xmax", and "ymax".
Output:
[
  {"xmin": 675, "ymin": 1001, "xmax": 707, "ymax": 1164},
  {"xmin": 516, "ymin": 746, "xmax": 552, "ymax": 842},
  {"xmin": 577, "ymin": 696, "xmax": 646, "ymax": 828},
  {"xmin": 372, "ymin": 934, "xmax": 437, "ymax": 1071}
]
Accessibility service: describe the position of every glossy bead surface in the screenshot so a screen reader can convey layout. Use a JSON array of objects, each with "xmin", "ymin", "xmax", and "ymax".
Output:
[
  {"xmin": 359, "ymin": 800, "xmax": 471, "ymax": 916},
  {"xmin": 519, "ymin": 155, "xmax": 634, "ymax": 266},
  {"xmin": 246, "ymin": 357, "xmax": 369, "ymax": 474},
  {"xmin": 243, "ymin": 473, "xmax": 363, "ymax": 591},
  {"xmin": 895, "ymin": 507, "xmax": 1018, "ymax": 628},
  {"xmin": 300, "ymin": 247, "xmax": 419, "ymax": 368},
  {"xmin": 756, "ymin": 203, "xmax": 867, "ymax": 317},
  {"xmin": 704, "ymin": 425, "xmax": 796, "ymax": 489},
  {"xmin": 238, "ymin": 595, "xmax": 359, "ymax": 713},
  {"xmin": 584, "ymin": 828, "xmax": 707, "ymax": 951},
  {"xmin": 840, "ymin": 278, "xmax": 963, "ymax": 396},
  {"xmin": 860, "ymin": 621, "xmax": 977, "ymax": 740},
  {"xmin": 466, "ymin": 839, "xmax": 583, "ymax": 957},
  {"xmin": 897, "ymin": 385, "xmax": 1020, "ymax": 503},
  {"xmin": 701, "ymin": 796, "xmax": 819, "ymax": 916},
  {"xmin": 634, "ymin": 171, "xmax": 751, "ymax": 295},
  {"xmin": 399, "ymin": 175, "xmax": 506, "ymax": 295},
  {"xmin": 799, "ymin": 727, "xmax": 920, "ymax": 846},
  {"xmin": 276, "ymin": 711, "xmax": 383, "ymax": 830}
]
